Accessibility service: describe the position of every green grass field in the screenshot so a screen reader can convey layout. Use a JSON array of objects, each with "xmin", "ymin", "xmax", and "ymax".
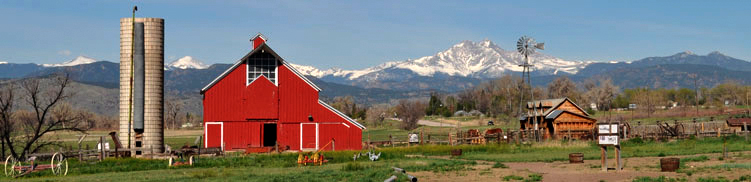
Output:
[
  {"xmin": 5, "ymin": 134, "xmax": 751, "ymax": 181},
  {"xmin": 4, "ymin": 114, "xmax": 751, "ymax": 181}
]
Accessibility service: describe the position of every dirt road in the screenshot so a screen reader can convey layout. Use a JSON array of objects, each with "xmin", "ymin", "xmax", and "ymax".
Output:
[
  {"xmin": 417, "ymin": 120, "xmax": 456, "ymax": 127},
  {"xmin": 412, "ymin": 152, "xmax": 751, "ymax": 182}
]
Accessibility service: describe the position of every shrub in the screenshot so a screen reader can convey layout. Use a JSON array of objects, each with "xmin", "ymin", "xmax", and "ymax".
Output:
[
  {"xmin": 503, "ymin": 175, "xmax": 524, "ymax": 181},
  {"xmin": 526, "ymin": 173, "xmax": 543, "ymax": 182},
  {"xmin": 492, "ymin": 162, "xmax": 509, "ymax": 168}
]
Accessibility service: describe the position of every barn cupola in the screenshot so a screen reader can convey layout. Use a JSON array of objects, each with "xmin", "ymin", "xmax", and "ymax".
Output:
[{"xmin": 251, "ymin": 33, "xmax": 267, "ymax": 50}]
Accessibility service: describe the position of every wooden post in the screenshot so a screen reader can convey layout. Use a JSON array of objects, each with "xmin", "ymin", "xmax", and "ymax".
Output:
[
  {"xmin": 744, "ymin": 122, "xmax": 749, "ymax": 141},
  {"xmin": 717, "ymin": 127, "xmax": 721, "ymax": 137},
  {"xmin": 427, "ymin": 134, "xmax": 431, "ymax": 144},
  {"xmin": 601, "ymin": 146, "xmax": 607, "ymax": 171},
  {"xmin": 115, "ymin": 143, "xmax": 119, "ymax": 158},
  {"xmin": 78, "ymin": 142, "xmax": 83, "ymax": 161},
  {"xmin": 615, "ymin": 145, "xmax": 622, "ymax": 171},
  {"xmin": 331, "ymin": 139, "xmax": 335, "ymax": 151},
  {"xmin": 448, "ymin": 133, "xmax": 452, "ymax": 146},
  {"xmin": 367, "ymin": 133, "xmax": 371, "ymax": 149},
  {"xmin": 99, "ymin": 136, "xmax": 104, "ymax": 161},
  {"xmin": 420, "ymin": 128, "xmax": 424, "ymax": 145},
  {"xmin": 389, "ymin": 135, "xmax": 393, "ymax": 148}
]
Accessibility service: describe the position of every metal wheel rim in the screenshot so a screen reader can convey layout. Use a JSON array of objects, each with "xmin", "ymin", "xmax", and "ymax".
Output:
[
  {"xmin": 51, "ymin": 152, "xmax": 61, "ymax": 175},
  {"xmin": 4, "ymin": 156, "xmax": 13, "ymax": 176},
  {"xmin": 62, "ymin": 159, "xmax": 68, "ymax": 176},
  {"xmin": 9, "ymin": 158, "xmax": 19, "ymax": 176}
]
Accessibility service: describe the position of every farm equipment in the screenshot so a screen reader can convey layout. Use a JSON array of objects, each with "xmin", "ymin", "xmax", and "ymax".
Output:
[
  {"xmin": 4, "ymin": 152, "xmax": 68, "ymax": 177},
  {"xmin": 168, "ymin": 156, "xmax": 194, "ymax": 167},
  {"xmin": 353, "ymin": 149, "xmax": 381, "ymax": 161},
  {"xmin": 297, "ymin": 140, "xmax": 334, "ymax": 166},
  {"xmin": 657, "ymin": 120, "xmax": 685, "ymax": 138}
]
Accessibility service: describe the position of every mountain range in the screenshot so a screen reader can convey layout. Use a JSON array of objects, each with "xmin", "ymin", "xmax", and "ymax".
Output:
[{"xmin": 2, "ymin": 39, "xmax": 751, "ymax": 116}]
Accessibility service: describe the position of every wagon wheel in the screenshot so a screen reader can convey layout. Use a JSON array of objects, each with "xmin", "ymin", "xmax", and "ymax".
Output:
[
  {"xmin": 51, "ymin": 152, "xmax": 68, "ymax": 176},
  {"xmin": 4, "ymin": 156, "xmax": 20, "ymax": 177},
  {"xmin": 623, "ymin": 122, "xmax": 632, "ymax": 135},
  {"xmin": 674, "ymin": 123, "xmax": 686, "ymax": 138}
]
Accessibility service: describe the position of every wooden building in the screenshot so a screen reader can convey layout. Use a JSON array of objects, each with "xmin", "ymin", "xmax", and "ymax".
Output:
[
  {"xmin": 201, "ymin": 34, "xmax": 365, "ymax": 152},
  {"xmin": 520, "ymin": 98, "xmax": 596, "ymax": 139}
]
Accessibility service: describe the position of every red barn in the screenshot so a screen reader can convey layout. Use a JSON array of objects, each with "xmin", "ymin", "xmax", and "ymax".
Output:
[{"xmin": 201, "ymin": 34, "xmax": 364, "ymax": 151}]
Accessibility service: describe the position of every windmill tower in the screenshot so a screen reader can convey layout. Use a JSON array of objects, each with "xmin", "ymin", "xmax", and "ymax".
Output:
[{"xmin": 516, "ymin": 36, "xmax": 544, "ymax": 140}]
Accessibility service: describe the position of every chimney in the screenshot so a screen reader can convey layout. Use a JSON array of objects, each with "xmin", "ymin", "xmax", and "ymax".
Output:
[{"xmin": 251, "ymin": 33, "xmax": 266, "ymax": 50}]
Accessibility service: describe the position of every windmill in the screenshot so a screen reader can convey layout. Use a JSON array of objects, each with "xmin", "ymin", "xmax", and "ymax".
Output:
[{"xmin": 516, "ymin": 36, "xmax": 544, "ymax": 140}]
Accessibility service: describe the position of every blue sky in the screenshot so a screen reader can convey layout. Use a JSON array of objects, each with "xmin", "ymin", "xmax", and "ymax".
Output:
[{"xmin": 1, "ymin": 1, "xmax": 749, "ymax": 69}]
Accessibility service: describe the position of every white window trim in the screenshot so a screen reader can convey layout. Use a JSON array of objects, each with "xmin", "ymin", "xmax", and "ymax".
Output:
[
  {"xmin": 246, "ymin": 58, "xmax": 279, "ymax": 86},
  {"xmin": 204, "ymin": 122, "xmax": 224, "ymax": 151},
  {"xmin": 300, "ymin": 123, "xmax": 319, "ymax": 151}
]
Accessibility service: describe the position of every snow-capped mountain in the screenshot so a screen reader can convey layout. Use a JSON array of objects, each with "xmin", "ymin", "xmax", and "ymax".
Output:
[
  {"xmin": 0, "ymin": 61, "xmax": 7, "ymax": 64},
  {"xmin": 291, "ymin": 39, "xmax": 592, "ymax": 80},
  {"xmin": 42, "ymin": 56, "xmax": 98, "ymax": 67},
  {"xmin": 167, "ymin": 56, "xmax": 209, "ymax": 70}
]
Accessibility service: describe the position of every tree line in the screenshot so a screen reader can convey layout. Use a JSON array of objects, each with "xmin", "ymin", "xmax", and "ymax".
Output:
[{"xmin": 331, "ymin": 74, "xmax": 751, "ymax": 131}]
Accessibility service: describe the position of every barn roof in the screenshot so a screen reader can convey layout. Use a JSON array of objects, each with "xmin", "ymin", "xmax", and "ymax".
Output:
[
  {"xmin": 545, "ymin": 110, "xmax": 594, "ymax": 121},
  {"xmin": 319, "ymin": 100, "xmax": 366, "ymax": 129},
  {"xmin": 200, "ymin": 43, "xmax": 321, "ymax": 94},
  {"xmin": 526, "ymin": 97, "xmax": 589, "ymax": 117}
]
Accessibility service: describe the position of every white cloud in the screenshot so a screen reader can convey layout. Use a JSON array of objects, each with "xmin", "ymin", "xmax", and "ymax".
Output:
[{"xmin": 57, "ymin": 50, "xmax": 72, "ymax": 56}]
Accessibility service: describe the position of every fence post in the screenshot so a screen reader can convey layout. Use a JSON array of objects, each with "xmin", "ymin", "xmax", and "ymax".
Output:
[
  {"xmin": 420, "ymin": 128, "xmax": 424, "ymax": 145},
  {"xmin": 744, "ymin": 122, "xmax": 749, "ymax": 141},
  {"xmin": 389, "ymin": 135, "xmax": 393, "ymax": 148},
  {"xmin": 99, "ymin": 136, "xmax": 104, "ymax": 161},
  {"xmin": 717, "ymin": 127, "xmax": 721, "ymax": 138}
]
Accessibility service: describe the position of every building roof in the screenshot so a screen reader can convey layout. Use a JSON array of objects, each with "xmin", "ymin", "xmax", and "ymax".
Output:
[
  {"xmin": 544, "ymin": 110, "xmax": 595, "ymax": 121},
  {"xmin": 525, "ymin": 97, "xmax": 589, "ymax": 117},
  {"xmin": 726, "ymin": 118, "xmax": 751, "ymax": 127},
  {"xmin": 319, "ymin": 100, "xmax": 366, "ymax": 130},
  {"xmin": 200, "ymin": 42, "xmax": 321, "ymax": 94}
]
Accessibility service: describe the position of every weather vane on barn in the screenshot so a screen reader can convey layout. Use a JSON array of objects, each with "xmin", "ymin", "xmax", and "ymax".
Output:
[{"xmin": 516, "ymin": 36, "xmax": 544, "ymax": 140}]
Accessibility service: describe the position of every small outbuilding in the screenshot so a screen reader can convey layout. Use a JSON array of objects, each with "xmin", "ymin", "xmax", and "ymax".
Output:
[
  {"xmin": 520, "ymin": 97, "xmax": 596, "ymax": 139},
  {"xmin": 201, "ymin": 34, "xmax": 365, "ymax": 152}
]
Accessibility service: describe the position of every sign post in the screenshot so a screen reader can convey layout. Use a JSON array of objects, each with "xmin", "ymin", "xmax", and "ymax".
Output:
[{"xmin": 597, "ymin": 122, "xmax": 622, "ymax": 171}]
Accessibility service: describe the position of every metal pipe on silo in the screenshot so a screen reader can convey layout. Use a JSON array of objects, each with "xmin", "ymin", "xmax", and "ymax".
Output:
[{"xmin": 133, "ymin": 22, "xmax": 145, "ymax": 133}]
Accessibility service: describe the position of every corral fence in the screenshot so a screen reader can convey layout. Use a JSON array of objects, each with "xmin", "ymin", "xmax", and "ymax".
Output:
[{"xmin": 364, "ymin": 120, "xmax": 751, "ymax": 148}]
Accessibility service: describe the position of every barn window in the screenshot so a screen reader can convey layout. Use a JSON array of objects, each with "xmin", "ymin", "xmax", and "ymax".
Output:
[{"xmin": 246, "ymin": 52, "xmax": 278, "ymax": 85}]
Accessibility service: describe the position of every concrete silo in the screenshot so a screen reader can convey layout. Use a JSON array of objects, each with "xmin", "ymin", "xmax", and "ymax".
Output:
[{"xmin": 119, "ymin": 17, "xmax": 164, "ymax": 156}]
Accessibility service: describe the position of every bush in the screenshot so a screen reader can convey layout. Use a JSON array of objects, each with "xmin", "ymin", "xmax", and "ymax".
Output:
[
  {"xmin": 492, "ymin": 162, "xmax": 508, "ymax": 168},
  {"xmin": 503, "ymin": 175, "xmax": 524, "ymax": 181},
  {"xmin": 526, "ymin": 173, "xmax": 543, "ymax": 182}
]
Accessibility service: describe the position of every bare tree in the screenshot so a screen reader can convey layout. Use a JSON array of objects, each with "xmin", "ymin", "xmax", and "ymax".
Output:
[
  {"xmin": 365, "ymin": 104, "xmax": 389, "ymax": 127},
  {"xmin": 165, "ymin": 98, "xmax": 182, "ymax": 129},
  {"xmin": 0, "ymin": 74, "xmax": 92, "ymax": 159},
  {"xmin": 584, "ymin": 78, "xmax": 619, "ymax": 111},
  {"xmin": 395, "ymin": 99, "xmax": 426, "ymax": 130},
  {"xmin": 548, "ymin": 76, "xmax": 581, "ymax": 102}
]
